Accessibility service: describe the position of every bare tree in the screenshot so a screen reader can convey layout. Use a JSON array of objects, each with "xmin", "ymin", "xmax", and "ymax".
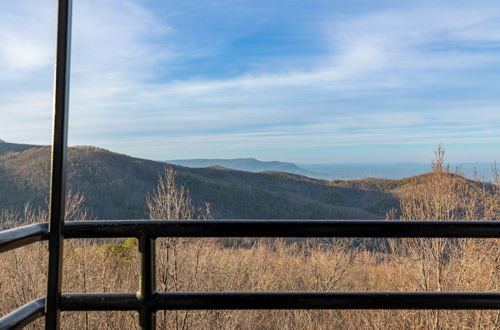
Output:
[
  {"xmin": 146, "ymin": 166, "xmax": 211, "ymax": 221},
  {"xmin": 146, "ymin": 166, "xmax": 212, "ymax": 329},
  {"xmin": 388, "ymin": 146, "xmax": 500, "ymax": 329}
]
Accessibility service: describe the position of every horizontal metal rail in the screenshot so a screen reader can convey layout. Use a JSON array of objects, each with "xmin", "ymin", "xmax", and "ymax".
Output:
[
  {"xmin": 60, "ymin": 292, "xmax": 500, "ymax": 310},
  {"xmin": 64, "ymin": 220, "xmax": 500, "ymax": 238},
  {"xmin": 0, "ymin": 298, "xmax": 45, "ymax": 330},
  {"xmin": 3, "ymin": 291, "xmax": 500, "ymax": 329},
  {"xmin": 0, "ymin": 223, "xmax": 48, "ymax": 253},
  {"xmin": 1, "ymin": 219, "xmax": 499, "ymax": 329}
]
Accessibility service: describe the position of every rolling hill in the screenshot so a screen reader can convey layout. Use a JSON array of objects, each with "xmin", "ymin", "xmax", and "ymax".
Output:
[{"xmin": 0, "ymin": 142, "xmax": 399, "ymax": 220}]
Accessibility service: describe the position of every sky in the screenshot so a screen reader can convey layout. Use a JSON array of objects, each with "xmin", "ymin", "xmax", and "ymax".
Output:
[{"xmin": 1, "ymin": 0, "xmax": 500, "ymax": 163}]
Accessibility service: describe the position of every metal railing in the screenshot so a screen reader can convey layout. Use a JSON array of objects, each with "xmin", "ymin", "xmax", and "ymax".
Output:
[
  {"xmin": 0, "ymin": 0, "xmax": 499, "ymax": 329},
  {"xmin": 1, "ymin": 221, "xmax": 500, "ymax": 329}
]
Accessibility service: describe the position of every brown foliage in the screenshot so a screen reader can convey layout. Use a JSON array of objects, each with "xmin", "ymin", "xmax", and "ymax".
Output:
[
  {"xmin": 1, "ymin": 153, "xmax": 499, "ymax": 329},
  {"xmin": 386, "ymin": 146, "xmax": 500, "ymax": 328}
]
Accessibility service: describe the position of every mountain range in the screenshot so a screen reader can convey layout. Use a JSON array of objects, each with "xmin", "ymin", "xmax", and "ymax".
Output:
[
  {"xmin": 167, "ymin": 158, "xmax": 314, "ymax": 176},
  {"xmin": 0, "ymin": 139, "xmax": 399, "ymax": 221},
  {"xmin": 166, "ymin": 158, "xmax": 497, "ymax": 181}
]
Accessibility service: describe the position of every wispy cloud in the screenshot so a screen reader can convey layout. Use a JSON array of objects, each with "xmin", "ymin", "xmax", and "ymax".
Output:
[{"xmin": 1, "ymin": 0, "xmax": 499, "ymax": 162}]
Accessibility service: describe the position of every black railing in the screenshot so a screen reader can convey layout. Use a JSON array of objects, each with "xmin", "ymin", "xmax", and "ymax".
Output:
[
  {"xmin": 0, "ymin": 0, "xmax": 499, "ymax": 329},
  {"xmin": 1, "ymin": 220, "xmax": 500, "ymax": 329}
]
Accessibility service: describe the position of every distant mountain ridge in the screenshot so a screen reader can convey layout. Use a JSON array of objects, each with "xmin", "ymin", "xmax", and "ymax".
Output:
[
  {"xmin": 0, "ymin": 141, "xmax": 398, "ymax": 221},
  {"xmin": 167, "ymin": 158, "xmax": 314, "ymax": 176}
]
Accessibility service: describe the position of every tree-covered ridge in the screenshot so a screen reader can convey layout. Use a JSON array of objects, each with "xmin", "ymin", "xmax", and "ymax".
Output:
[
  {"xmin": 0, "ymin": 139, "xmax": 40, "ymax": 157},
  {"xmin": 3, "ymin": 141, "xmax": 496, "ymax": 222},
  {"xmin": 0, "ymin": 144, "xmax": 398, "ymax": 220}
]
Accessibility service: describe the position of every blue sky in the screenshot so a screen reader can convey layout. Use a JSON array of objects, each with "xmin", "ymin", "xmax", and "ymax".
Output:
[{"xmin": 1, "ymin": 0, "xmax": 500, "ymax": 163}]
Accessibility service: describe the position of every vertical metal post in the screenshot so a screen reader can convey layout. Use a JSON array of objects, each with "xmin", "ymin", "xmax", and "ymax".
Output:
[
  {"xmin": 138, "ymin": 236, "xmax": 156, "ymax": 329},
  {"xmin": 45, "ymin": 0, "xmax": 72, "ymax": 329}
]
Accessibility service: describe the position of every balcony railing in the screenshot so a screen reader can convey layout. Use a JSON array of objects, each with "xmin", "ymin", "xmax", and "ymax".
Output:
[
  {"xmin": 1, "ymin": 220, "xmax": 500, "ymax": 329},
  {"xmin": 0, "ymin": 1, "xmax": 499, "ymax": 329}
]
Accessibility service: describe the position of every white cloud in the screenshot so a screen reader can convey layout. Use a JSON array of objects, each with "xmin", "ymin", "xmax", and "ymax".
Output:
[
  {"xmin": 329, "ymin": 5, "xmax": 500, "ymax": 73},
  {"xmin": 0, "ymin": 1, "xmax": 55, "ymax": 72},
  {"xmin": 0, "ymin": 0, "xmax": 175, "ymax": 144}
]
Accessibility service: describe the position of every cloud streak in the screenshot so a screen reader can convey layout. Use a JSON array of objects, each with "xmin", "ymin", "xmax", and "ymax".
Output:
[{"xmin": 1, "ymin": 0, "xmax": 499, "ymax": 162}]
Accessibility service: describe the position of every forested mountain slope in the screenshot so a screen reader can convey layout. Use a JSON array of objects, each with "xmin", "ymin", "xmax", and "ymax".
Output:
[{"xmin": 0, "ymin": 144, "xmax": 398, "ymax": 220}]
